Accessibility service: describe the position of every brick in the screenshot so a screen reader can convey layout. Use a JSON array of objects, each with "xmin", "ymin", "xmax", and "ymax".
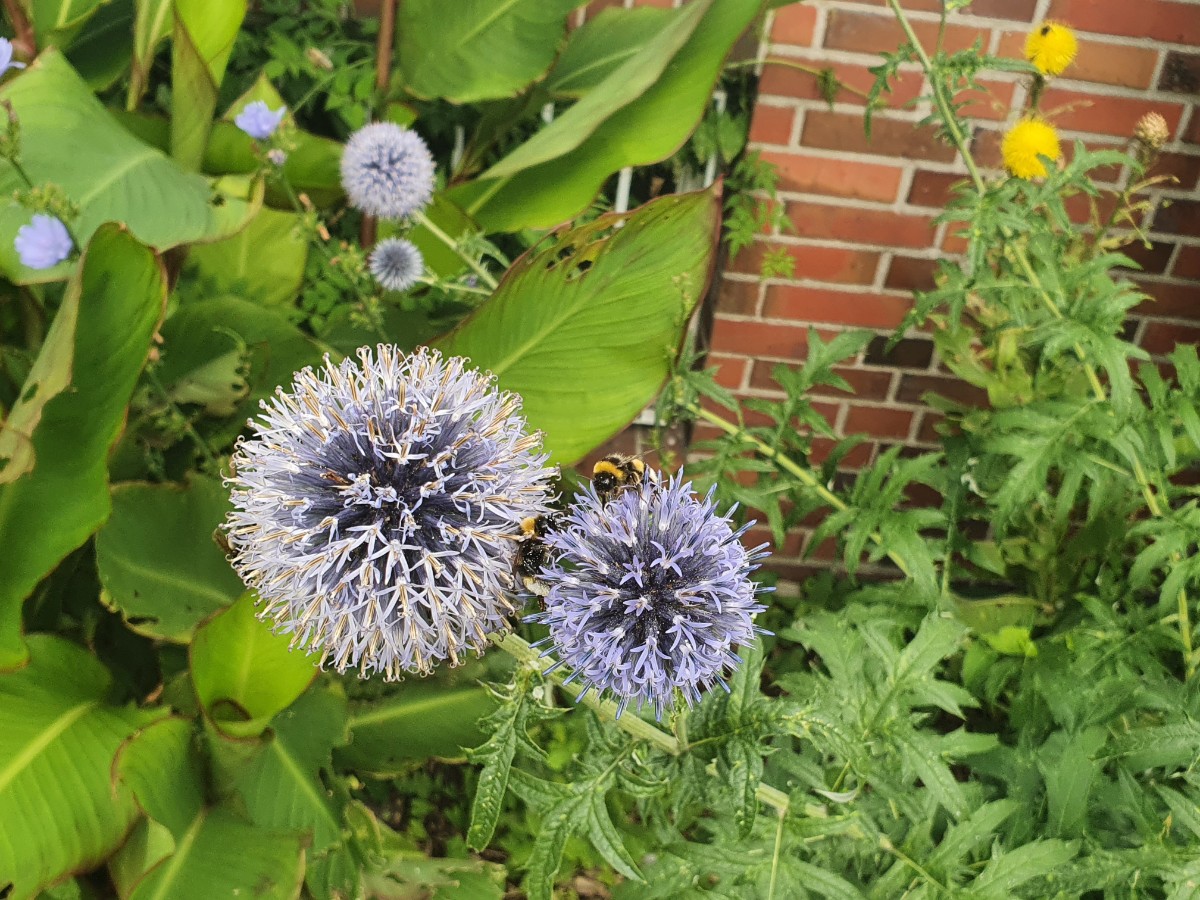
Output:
[
  {"xmin": 748, "ymin": 104, "xmax": 794, "ymax": 145},
  {"xmin": 1174, "ymin": 245, "xmax": 1200, "ymax": 280},
  {"xmin": 710, "ymin": 316, "xmax": 810, "ymax": 359},
  {"xmin": 1156, "ymin": 152, "xmax": 1200, "ymax": 191},
  {"xmin": 1188, "ymin": 113, "xmax": 1200, "ymax": 146},
  {"xmin": 745, "ymin": 526, "xmax": 805, "ymax": 558},
  {"xmin": 1120, "ymin": 240, "xmax": 1176, "ymax": 275},
  {"xmin": 885, "ymin": 255, "xmax": 940, "ymax": 291},
  {"xmin": 786, "ymin": 244, "xmax": 883, "ymax": 284},
  {"xmin": 824, "ymin": 9, "xmax": 988, "ymax": 56},
  {"xmin": 1160, "ymin": 51, "xmax": 1200, "ymax": 95},
  {"xmin": 957, "ymin": 80, "xmax": 1019, "ymax": 122},
  {"xmin": 1153, "ymin": 199, "xmax": 1200, "ymax": 238},
  {"xmin": 1039, "ymin": 88, "xmax": 1186, "ymax": 138},
  {"xmin": 915, "ymin": 411, "xmax": 944, "ymax": 444},
  {"xmin": 708, "ymin": 354, "xmax": 750, "ymax": 390},
  {"xmin": 771, "ymin": 3, "xmax": 818, "ymax": 46},
  {"xmin": 802, "ymin": 110, "xmax": 957, "ymax": 163},
  {"xmin": 1142, "ymin": 322, "xmax": 1200, "ymax": 355},
  {"xmin": 1062, "ymin": 190, "xmax": 1119, "ymax": 226},
  {"xmin": 843, "ymin": 404, "xmax": 915, "ymax": 439},
  {"xmin": 813, "ymin": 366, "xmax": 895, "ymax": 400},
  {"xmin": 996, "ymin": 32, "xmax": 1159, "ymax": 89},
  {"xmin": 896, "ymin": 374, "xmax": 988, "ymax": 406},
  {"xmin": 720, "ymin": 277, "xmax": 762, "ymax": 316},
  {"xmin": 786, "ymin": 201, "xmax": 937, "ymax": 248},
  {"xmin": 1132, "ymin": 279, "xmax": 1200, "ymax": 320},
  {"xmin": 828, "ymin": 0, "xmax": 1037, "ymax": 19},
  {"xmin": 810, "ymin": 437, "xmax": 876, "ymax": 469},
  {"xmin": 865, "ymin": 335, "xmax": 934, "ymax": 369},
  {"xmin": 759, "ymin": 150, "xmax": 904, "ymax": 201},
  {"xmin": 759, "ymin": 60, "xmax": 925, "ymax": 109},
  {"xmin": 908, "ymin": 170, "xmax": 969, "ymax": 209},
  {"xmin": 764, "ymin": 285, "xmax": 912, "ymax": 328},
  {"xmin": 1047, "ymin": 0, "xmax": 1200, "ymax": 46}
]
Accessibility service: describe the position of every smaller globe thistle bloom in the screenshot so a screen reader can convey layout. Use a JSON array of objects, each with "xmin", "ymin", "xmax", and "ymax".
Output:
[
  {"xmin": 1002, "ymin": 118, "xmax": 1061, "ymax": 179},
  {"xmin": 340, "ymin": 123, "xmax": 435, "ymax": 221},
  {"xmin": 15, "ymin": 214, "xmax": 72, "ymax": 269},
  {"xmin": 225, "ymin": 345, "xmax": 555, "ymax": 679},
  {"xmin": 0, "ymin": 38, "xmax": 25, "ymax": 77},
  {"xmin": 235, "ymin": 101, "xmax": 286, "ymax": 141},
  {"xmin": 1024, "ymin": 22, "xmax": 1077, "ymax": 77},
  {"xmin": 369, "ymin": 237, "xmax": 424, "ymax": 292},
  {"xmin": 530, "ymin": 470, "xmax": 771, "ymax": 719}
]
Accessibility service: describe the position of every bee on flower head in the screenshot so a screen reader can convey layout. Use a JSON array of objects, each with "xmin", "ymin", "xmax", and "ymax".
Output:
[
  {"xmin": 591, "ymin": 453, "xmax": 646, "ymax": 505},
  {"xmin": 513, "ymin": 514, "xmax": 560, "ymax": 599}
]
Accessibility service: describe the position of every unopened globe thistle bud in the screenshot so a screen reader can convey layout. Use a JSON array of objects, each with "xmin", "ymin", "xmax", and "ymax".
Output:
[
  {"xmin": 530, "ymin": 470, "xmax": 771, "ymax": 719},
  {"xmin": 225, "ymin": 345, "xmax": 556, "ymax": 679},
  {"xmin": 340, "ymin": 123, "xmax": 435, "ymax": 221},
  {"xmin": 1133, "ymin": 112, "xmax": 1170, "ymax": 151}
]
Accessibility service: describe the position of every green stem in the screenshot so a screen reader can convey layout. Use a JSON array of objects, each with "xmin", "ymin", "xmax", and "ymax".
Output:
[
  {"xmin": 414, "ymin": 211, "xmax": 498, "ymax": 290},
  {"xmin": 9, "ymin": 157, "xmax": 85, "ymax": 251},
  {"xmin": 688, "ymin": 403, "xmax": 914, "ymax": 578},
  {"xmin": 144, "ymin": 368, "xmax": 219, "ymax": 472},
  {"xmin": 726, "ymin": 58, "xmax": 873, "ymax": 102}
]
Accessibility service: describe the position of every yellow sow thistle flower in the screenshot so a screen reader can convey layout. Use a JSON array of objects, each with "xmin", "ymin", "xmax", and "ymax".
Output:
[
  {"xmin": 1025, "ymin": 21, "xmax": 1078, "ymax": 77},
  {"xmin": 1002, "ymin": 118, "xmax": 1061, "ymax": 179}
]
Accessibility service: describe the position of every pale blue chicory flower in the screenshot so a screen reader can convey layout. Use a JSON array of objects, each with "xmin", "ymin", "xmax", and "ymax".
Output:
[
  {"xmin": 529, "ymin": 470, "xmax": 771, "ymax": 719},
  {"xmin": 235, "ymin": 101, "xmax": 286, "ymax": 140},
  {"xmin": 15, "ymin": 215, "xmax": 72, "ymax": 269},
  {"xmin": 224, "ymin": 345, "xmax": 555, "ymax": 679},
  {"xmin": 340, "ymin": 123, "xmax": 435, "ymax": 221},
  {"xmin": 368, "ymin": 237, "xmax": 423, "ymax": 292},
  {"xmin": 0, "ymin": 38, "xmax": 26, "ymax": 76}
]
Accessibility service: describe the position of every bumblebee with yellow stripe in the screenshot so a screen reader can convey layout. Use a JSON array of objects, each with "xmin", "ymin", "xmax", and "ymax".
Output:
[
  {"xmin": 514, "ymin": 514, "xmax": 558, "ymax": 598},
  {"xmin": 592, "ymin": 453, "xmax": 646, "ymax": 505}
]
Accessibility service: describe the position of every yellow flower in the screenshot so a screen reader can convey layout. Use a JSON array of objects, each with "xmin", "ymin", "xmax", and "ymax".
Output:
[
  {"xmin": 1025, "ymin": 21, "xmax": 1078, "ymax": 77},
  {"xmin": 1002, "ymin": 118, "xmax": 1061, "ymax": 179}
]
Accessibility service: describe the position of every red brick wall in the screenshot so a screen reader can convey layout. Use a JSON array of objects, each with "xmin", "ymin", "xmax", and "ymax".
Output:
[{"xmin": 709, "ymin": 0, "xmax": 1200, "ymax": 579}]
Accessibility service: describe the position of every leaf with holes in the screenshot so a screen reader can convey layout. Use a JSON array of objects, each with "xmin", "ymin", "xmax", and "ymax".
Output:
[{"xmin": 436, "ymin": 187, "xmax": 719, "ymax": 463}]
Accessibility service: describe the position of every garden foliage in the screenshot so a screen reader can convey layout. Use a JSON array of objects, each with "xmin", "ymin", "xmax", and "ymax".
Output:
[{"xmin": 0, "ymin": 1, "xmax": 1197, "ymax": 899}]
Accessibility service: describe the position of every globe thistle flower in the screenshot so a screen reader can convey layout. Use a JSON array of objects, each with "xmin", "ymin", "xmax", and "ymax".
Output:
[
  {"xmin": 530, "ymin": 470, "xmax": 771, "ymax": 719},
  {"xmin": 1002, "ymin": 118, "xmax": 1061, "ymax": 179},
  {"xmin": 225, "ymin": 345, "xmax": 555, "ymax": 679},
  {"xmin": 369, "ymin": 237, "xmax": 424, "ymax": 292},
  {"xmin": 0, "ymin": 38, "xmax": 25, "ymax": 77},
  {"xmin": 1024, "ymin": 21, "xmax": 1077, "ymax": 77},
  {"xmin": 15, "ymin": 214, "xmax": 72, "ymax": 269},
  {"xmin": 235, "ymin": 101, "xmax": 286, "ymax": 141},
  {"xmin": 340, "ymin": 123, "xmax": 435, "ymax": 221}
]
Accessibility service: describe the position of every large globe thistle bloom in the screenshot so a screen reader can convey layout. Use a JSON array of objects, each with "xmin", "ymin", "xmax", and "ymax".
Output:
[
  {"xmin": 225, "ymin": 345, "xmax": 555, "ymax": 679},
  {"xmin": 530, "ymin": 471, "xmax": 771, "ymax": 719},
  {"xmin": 340, "ymin": 123, "xmax": 435, "ymax": 221},
  {"xmin": 369, "ymin": 237, "xmax": 424, "ymax": 292}
]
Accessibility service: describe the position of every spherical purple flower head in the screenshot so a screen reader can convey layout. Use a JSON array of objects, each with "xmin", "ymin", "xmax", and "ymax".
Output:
[
  {"xmin": 530, "ymin": 470, "xmax": 772, "ymax": 719},
  {"xmin": 15, "ymin": 215, "xmax": 72, "ymax": 269},
  {"xmin": 225, "ymin": 345, "xmax": 555, "ymax": 679},
  {"xmin": 235, "ymin": 100, "xmax": 286, "ymax": 141},
  {"xmin": 0, "ymin": 38, "xmax": 26, "ymax": 76},
  {"xmin": 340, "ymin": 123, "xmax": 435, "ymax": 221},
  {"xmin": 369, "ymin": 237, "xmax": 423, "ymax": 292}
]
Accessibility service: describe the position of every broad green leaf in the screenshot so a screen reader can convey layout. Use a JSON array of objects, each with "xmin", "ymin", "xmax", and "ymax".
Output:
[
  {"xmin": 0, "ymin": 225, "xmax": 165, "ymax": 669},
  {"xmin": 340, "ymin": 683, "xmax": 496, "ymax": 775},
  {"xmin": 187, "ymin": 206, "xmax": 308, "ymax": 306},
  {"xmin": 970, "ymin": 839, "xmax": 1077, "ymax": 895},
  {"xmin": 0, "ymin": 51, "xmax": 257, "ymax": 284},
  {"xmin": 115, "ymin": 717, "xmax": 205, "ymax": 839},
  {"xmin": 397, "ymin": 0, "xmax": 578, "ymax": 104},
  {"xmin": 0, "ymin": 635, "xmax": 163, "ymax": 900},
  {"xmin": 203, "ymin": 120, "xmax": 344, "ymax": 207},
  {"xmin": 189, "ymin": 593, "xmax": 318, "ymax": 737},
  {"xmin": 95, "ymin": 477, "xmax": 244, "ymax": 642},
  {"xmin": 129, "ymin": 0, "xmax": 173, "ymax": 109},
  {"xmin": 457, "ymin": 0, "xmax": 762, "ymax": 231},
  {"xmin": 545, "ymin": 6, "xmax": 674, "ymax": 99},
  {"xmin": 1040, "ymin": 727, "xmax": 1107, "ymax": 838},
  {"xmin": 30, "ymin": 0, "xmax": 105, "ymax": 43},
  {"xmin": 124, "ymin": 808, "xmax": 305, "ymax": 900},
  {"xmin": 436, "ymin": 187, "xmax": 719, "ymax": 463},
  {"xmin": 171, "ymin": 0, "xmax": 247, "ymax": 168},
  {"xmin": 64, "ymin": 0, "xmax": 135, "ymax": 91}
]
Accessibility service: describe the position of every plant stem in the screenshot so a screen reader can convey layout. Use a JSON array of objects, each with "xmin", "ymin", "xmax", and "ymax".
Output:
[
  {"xmin": 493, "ymin": 632, "xmax": 794, "ymax": 814},
  {"xmin": 726, "ymin": 58, "xmax": 873, "ymax": 102},
  {"xmin": 687, "ymin": 403, "xmax": 914, "ymax": 578},
  {"xmin": 144, "ymin": 368, "xmax": 220, "ymax": 472},
  {"xmin": 414, "ymin": 211, "xmax": 498, "ymax": 290},
  {"xmin": 2, "ymin": 0, "xmax": 35, "ymax": 57}
]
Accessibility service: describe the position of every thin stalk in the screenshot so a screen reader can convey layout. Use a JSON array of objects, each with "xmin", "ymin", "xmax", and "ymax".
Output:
[
  {"xmin": 725, "ymin": 58, "xmax": 873, "ymax": 102},
  {"xmin": 362, "ymin": 0, "xmax": 397, "ymax": 248},
  {"xmin": 767, "ymin": 804, "xmax": 787, "ymax": 900},
  {"xmin": 687, "ymin": 403, "xmax": 914, "ymax": 578},
  {"xmin": 2, "ymin": 0, "xmax": 34, "ymax": 57},
  {"xmin": 144, "ymin": 368, "xmax": 219, "ymax": 471},
  {"xmin": 414, "ymin": 211, "xmax": 498, "ymax": 290},
  {"xmin": 494, "ymin": 632, "xmax": 794, "ymax": 814}
]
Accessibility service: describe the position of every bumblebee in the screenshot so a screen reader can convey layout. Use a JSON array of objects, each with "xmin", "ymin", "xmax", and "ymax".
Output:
[
  {"xmin": 514, "ymin": 515, "xmax": 557, "ymax": 598},
  {"xmin": 591, "ymin": 453, "xmax": 646, "ymax": 505}
]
